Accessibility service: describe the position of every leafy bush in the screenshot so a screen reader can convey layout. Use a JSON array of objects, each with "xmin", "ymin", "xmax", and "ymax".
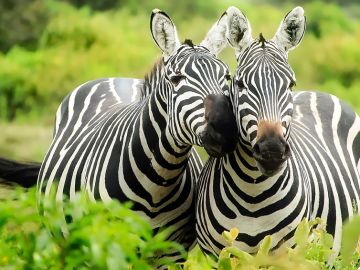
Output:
[
  {"xmin": 1, "ymin": 1, "xmax": 360, "ymax": 121},
  {"xmin": 1, "ymin": 1, "xmax": 360, "ymax": 165},
  {"xmin": 184, "ymin": 218, "xmax": 360, "ymax": 270},
  {"xmin": 0, "ymin": 0, "xmax": 49, "ymax": 52},
  {"xmin": 1, "ymin": 187, "xmax": 360, "ymax": 269},
  {"xmin": 0, "ymin": 187, "xmax": 184, "ymax": 269}
]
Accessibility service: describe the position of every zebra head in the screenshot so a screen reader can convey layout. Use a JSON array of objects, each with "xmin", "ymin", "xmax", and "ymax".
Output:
[
  {"xmin": 226, "ymin": 7, "xmax": 306, "ymax": 175},
  {"xmin": 151, "ymin": 10, "xmax": 238, "ymax": 157}
]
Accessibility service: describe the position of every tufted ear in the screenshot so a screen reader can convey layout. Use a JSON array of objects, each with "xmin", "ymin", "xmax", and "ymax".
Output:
[
  {"xmin": 225, "ymin": 6, "xmax": 253, "ymax": 60},
  {"xmin": 200, "ymin": 11, "xmax": 228, "ymax": 56},
  {"xmin": 272, "ymin": 6, "xmax": 306, "ymax": 52},
  {"xmin": 150, "ymin": 9, "xmax": 181, "ymax": 61}
]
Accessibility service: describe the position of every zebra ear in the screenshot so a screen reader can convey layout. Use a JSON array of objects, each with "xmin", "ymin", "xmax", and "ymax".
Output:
[
  {"xmin": 200, "ymin": 11, "xmax": 228, "ymax": 56},
  {"xmin": 272, "ymin": 7, "xmax": 306, "ymax": 52},
  {"xmin": 225, "ymin": 6, "xmax": 253, "ymax": 60},
  {"xmin": 150, "ymin": 9, "xmax": 181, "ymax": 61}
]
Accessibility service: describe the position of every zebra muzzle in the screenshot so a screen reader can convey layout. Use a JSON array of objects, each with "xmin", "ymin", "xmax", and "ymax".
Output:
[{"xmin": 253, "ymin": 131, "xmax": 291, "ymax": 176}]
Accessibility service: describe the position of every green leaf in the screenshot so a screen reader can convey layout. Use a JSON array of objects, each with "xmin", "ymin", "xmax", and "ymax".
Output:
[
  {"xmin": 341, "ymin": 215, "xmax": 360, "ymax": 266},
  {"xmin": 257, "ymin": 235, "xmax": 272, "ymax": 257},
  {"xmin": 218, "ymin": 258, "xmax": 232, "ymax": 270},
  {"xmin": 295, "ymin": 218, "xmax": 310, "ymax": 247},
  {"xmin": 220, "ymin": 246, "xmax": 253, "ymax": 263},
  {"xmin": 183, "ymin": 246, "xmax": 213, "ymax": 270}
]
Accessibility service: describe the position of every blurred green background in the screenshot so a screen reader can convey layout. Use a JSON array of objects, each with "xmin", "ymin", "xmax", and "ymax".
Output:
[{"xmin": 0, "ymin": 0, "xmax": 359, "ymax": 162}]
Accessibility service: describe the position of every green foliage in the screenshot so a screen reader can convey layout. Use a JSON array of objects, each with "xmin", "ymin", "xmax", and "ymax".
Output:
[
  {"xmin": 339, "ymin": 215, "xmax": 360, "ymax": 269},
  {"xmin": 60, "ymin": 0, "xmax": 220, "ymax": 17},
  {"xmin": 186, "ymin": 218, "xmax": 360, "ymax": 270},
  {"xmin": 0, "ymin": 0, "xmax": 360, "ymax": 120},
  {"xmin": 1, "ymin": 1, "xmax": 360, "ymax": 121},
  {"xmin": 1, "ymin": 188, "xmax": 360, "ymax": 269},
  {"xmin": 61, "ymin": 0, "xmax": 123, "ymax": 11},
  {"xmin": 182, "ymin": 245, "xmax": 215, "ymax": 270},
  {"xmin": 0, "ymin": 187, "xmax": 184, "ymax": 269},
  {"xmin": 0, "ymin": 0, "xmax": 49, "ymax": 52}
]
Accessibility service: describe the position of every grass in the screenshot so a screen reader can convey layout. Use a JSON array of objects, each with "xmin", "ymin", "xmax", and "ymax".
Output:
[{"xmin": 0, "ymin": 122, "xmax": 52, "ymax": 162}]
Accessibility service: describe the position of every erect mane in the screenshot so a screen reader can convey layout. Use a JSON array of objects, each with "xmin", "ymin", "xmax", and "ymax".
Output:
[
  {"xmin": 140, "ymin": 58, "xmax": 164, "ymax": 99},
  {"xmin": 258, "ymin": 33, "xmax": 267, "ymax": 48},
  {"xmin": 183, "ymin": 39, "xmax": 194, "ymax": 47},
  {"xmin": 139, "ymin": 39, "xmax": 195, "ymax": 99}
]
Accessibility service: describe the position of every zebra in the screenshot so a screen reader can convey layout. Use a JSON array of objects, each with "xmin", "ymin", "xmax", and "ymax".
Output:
[
  {"xmin": 196, "ymin": 6, "xmax": 360, "ymax": 258},
  {"xmin": 0, "ymin": 9, "xmax": 238, "ymax": 253}
]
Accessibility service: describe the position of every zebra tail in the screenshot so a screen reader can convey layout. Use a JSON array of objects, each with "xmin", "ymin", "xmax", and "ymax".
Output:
[{"xmin": 0, "ymin": 157, "xmax": 40, "ymax": 188}]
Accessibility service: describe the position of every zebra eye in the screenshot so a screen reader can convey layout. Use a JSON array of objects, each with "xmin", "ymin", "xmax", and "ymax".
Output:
[
  {"xmin": 170, "ymin": 75, "xmax": 186, "ymax": 86},
  {"xmin": 289, "ymin": 81, "xmax": 296, "ymax": 89},
  {"xmin": 237, "ymin": 79, "xmax": 245, "ymax": 89},
  {"xmin": 225, "ymin": 74, "xmax": 231, "ymax": 82}
]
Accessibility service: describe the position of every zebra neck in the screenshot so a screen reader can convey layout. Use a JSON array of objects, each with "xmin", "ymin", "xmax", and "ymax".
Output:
[{"xmin": 128, "ymin": 89, "xmax": 191, "ymax": 183}]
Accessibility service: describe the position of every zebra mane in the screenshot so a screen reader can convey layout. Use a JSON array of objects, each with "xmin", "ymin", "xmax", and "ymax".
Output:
[
  {"xmin": 141, "ymin": 58, "xmax": 164, "ymax": 99},
  {"xmin": 258, "ymin": 33, "xmax": 267, "ymax": 48},
  {"xmin": 140, "ymin": 39, "xmax": 194, "ymax": 99},
  {"xmin": 183, "ymin": 39, "xmax": 194, "ymax": 47}
]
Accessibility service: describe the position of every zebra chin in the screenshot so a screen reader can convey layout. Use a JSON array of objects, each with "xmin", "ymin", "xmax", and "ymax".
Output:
[
  {"xmin": 255, "ymin": 157, "xmax": 287, "ymax": 177},
  {"xmin": 202, "ymin": 142, "xmax": 234, "ymax": 158},
  {"xmin": 200, "ymin": 119, "xmax": 238, "ymax": 157},
  {"xmin": 201, "ymin": 131, "xmax": 238, "ymax": 158},
  {"xmin": 203, "ymin": 143, "xmax": 225, "ymax": 158}
]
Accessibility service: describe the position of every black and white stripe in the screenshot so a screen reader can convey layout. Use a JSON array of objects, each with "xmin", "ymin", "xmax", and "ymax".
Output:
[{"xmin": 196, "ymin": 6, "xmax": 360, "ymax": 258}]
